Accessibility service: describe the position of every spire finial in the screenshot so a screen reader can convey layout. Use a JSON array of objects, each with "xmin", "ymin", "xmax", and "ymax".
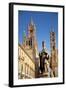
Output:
[{"xmin": 30, "ymin": 16, "xmax": 34, "ymax": 25}]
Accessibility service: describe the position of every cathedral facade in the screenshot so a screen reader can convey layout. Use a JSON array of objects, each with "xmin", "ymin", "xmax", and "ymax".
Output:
[{"xmin": 18, "ymin": 44, "xmax": 35, "ymax": 79}]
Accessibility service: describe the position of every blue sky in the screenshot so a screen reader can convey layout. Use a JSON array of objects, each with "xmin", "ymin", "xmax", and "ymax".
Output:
[{"xmin": 18, "ymin": 10, "xmax": 58, "ymax": 53}]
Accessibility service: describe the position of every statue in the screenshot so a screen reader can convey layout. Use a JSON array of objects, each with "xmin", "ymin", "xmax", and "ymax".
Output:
[{"xmin": 39, "ymin": 41, "xmax": 49, "ymax": 74}]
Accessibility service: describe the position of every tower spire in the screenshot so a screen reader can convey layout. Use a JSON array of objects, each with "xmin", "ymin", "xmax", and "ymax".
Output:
[
  {"xmin": 30, "ymin": 16, "xmax": 34, "ymax": 26},
  {"xmin": 50, "ymin": 16, "xmax": 54, "ymax": 32}
]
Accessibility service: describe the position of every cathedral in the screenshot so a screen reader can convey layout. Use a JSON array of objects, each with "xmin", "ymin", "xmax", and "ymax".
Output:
[
  {"xmin": 18, "ymin": 18, "xmax": 39, "ymax": 79},
  {"xmin": 18, "ymin": 17, "xmax": 58, "ymax": 79}
]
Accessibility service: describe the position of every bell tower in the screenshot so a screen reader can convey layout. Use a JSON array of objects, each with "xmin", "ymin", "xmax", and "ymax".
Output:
[
  {"xmin": 27, "ymin": 17, "xmax": 36, "ymax": 48},
  {"xmin": 50, "ymin": 27, "xmax": 58, "ymax": 77},
  {"xmin": 28, "ymin": 17, "xmax": 39, "ymax": 78}
]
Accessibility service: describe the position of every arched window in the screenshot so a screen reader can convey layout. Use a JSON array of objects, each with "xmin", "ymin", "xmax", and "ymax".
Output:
[
  {"xmin": 29, "ymin": 40, "xmax": 30, "ymax": 46},
  {"xmin": 29, "ymin": 39, "xmax": 32, "ymax": 47},
  {"xmin": 30, "ymin": 39, "xmax": 32, "ymax": 47}
]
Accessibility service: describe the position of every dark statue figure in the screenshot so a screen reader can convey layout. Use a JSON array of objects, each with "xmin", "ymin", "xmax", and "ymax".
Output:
[
  {"xmin": 39, "ymin": 51, "xmax": 49, "ymax": 73},
  {"xmin": 39, "ymin": 41, "xmax": 49, "ymax": 74}
]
